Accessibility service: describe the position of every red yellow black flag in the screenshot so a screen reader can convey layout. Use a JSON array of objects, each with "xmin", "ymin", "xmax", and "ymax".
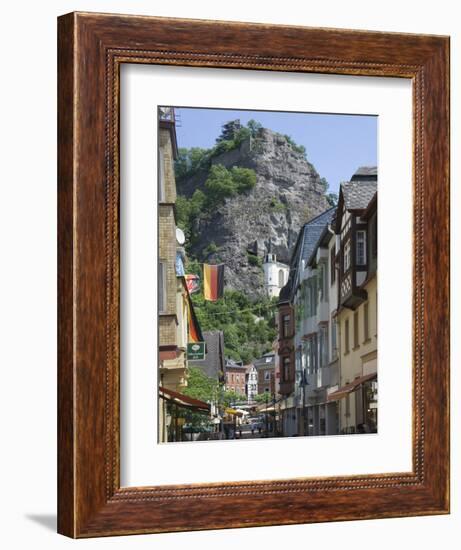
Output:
[{"xmin": 203, "ymin": 264, "xmax": 224, "ymax": 301}]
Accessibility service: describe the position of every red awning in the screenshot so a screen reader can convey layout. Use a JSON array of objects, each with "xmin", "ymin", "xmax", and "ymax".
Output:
[
  {"xmin": 327, "ymin": 372, "xmax": 377, "ymax": 402},
  {"xmin": 159, "ymin": 386, "xmax": 210, "ymax": 413}
]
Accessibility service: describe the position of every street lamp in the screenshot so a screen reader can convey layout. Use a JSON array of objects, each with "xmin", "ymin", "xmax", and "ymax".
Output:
[{"xmin": 301, "ymin": 367, "xmax": 310, "ymax": 436}]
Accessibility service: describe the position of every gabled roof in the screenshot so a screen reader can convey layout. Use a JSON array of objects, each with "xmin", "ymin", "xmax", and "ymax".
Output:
[
  {"xmin": 335, "ymin": 166, "xmax": 378, "ymax": 232},
  {"xmin": 342, "ymin": 180, "xmax": 377, "ymax": 210},
  {"xmin": 300, "ymin": 208, "xmax": 336, "ymax": 264},
  {"xmin": 351, "ymin": 166, "xmax": 377, "ymax": 180},
  {"xmin": 278, "ymin": 207, "xmax": 336, "ymax": 304}
]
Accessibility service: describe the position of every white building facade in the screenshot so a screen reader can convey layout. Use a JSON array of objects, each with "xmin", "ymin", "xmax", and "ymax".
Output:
[{"xmin": 263, "ymin": 252, "xmax": 289, "ymax": 298}]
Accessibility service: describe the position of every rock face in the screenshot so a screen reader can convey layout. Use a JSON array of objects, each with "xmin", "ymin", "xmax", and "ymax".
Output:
[{"xmin": 178, "ymin": 128, "xmax": 330, "ymax": 300}]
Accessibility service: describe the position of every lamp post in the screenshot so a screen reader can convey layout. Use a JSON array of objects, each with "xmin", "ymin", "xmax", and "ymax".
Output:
[{"xmin": 302, "ymin": 367, "xmax": 310, "ymax": 436}]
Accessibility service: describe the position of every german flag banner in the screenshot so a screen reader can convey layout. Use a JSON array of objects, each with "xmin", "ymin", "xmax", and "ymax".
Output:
[
  {"xmin": 203, "ymin": 264, "xmax": 224, "ymax": 301},
  {"xmin": 185, "ymin": 288, "xmax": 204, "ymax": 343}
]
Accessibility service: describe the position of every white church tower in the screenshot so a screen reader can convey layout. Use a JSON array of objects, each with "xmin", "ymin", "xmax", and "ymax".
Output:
[{"xmin": 263, "ymin": 242, "xmax": 289, "ymax": 298}]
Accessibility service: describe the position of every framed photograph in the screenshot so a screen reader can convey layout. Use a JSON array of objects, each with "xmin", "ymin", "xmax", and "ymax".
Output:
[{"xmin": 58, "ymin": 12, "xmax": 449, "ymax": 537}]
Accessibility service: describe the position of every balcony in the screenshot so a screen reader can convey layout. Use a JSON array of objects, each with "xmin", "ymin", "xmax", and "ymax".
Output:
[
  {"xmin": 317, "ymin": 300, "xmax": 329, "ymax": 324},
  {"xmin": 279, "ymin": 379, "xmax": 295, "ymax": 396},
  {"xmin": 316, "ymin": 362, "xmax": 339, "ymax": 389}
]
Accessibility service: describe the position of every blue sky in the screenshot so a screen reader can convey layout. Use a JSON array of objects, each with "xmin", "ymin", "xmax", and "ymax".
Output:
[{"xmin": 174, "ymin": 107, "xmax": 377, "ymax": 194}]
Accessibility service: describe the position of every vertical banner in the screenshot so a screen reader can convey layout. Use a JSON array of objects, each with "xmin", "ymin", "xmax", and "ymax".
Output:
[
  {"xmin": 186, "ymin": 289, "xmax": 204, "ymax": 343},
  {"xmin": 203, "ymin": 264, "xmax": 224, "ymax": 301}
]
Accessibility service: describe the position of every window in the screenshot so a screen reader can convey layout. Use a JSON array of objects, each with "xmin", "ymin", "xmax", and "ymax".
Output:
[
  {"xmin": 278, "ymin": 269, "xmax": 285, "ymax": 288},
  {"xmin": 356, "ymin": 230, "xmax": 366, "ymax": 266},
  {"xmin": 159, "ymin": 262, "xmax": 166, "ymax": 313},
  {"xmin": 363, "ymin": 302, "xmax": 370, "ymax": 342},
  {"xmin": 282, "ymin": 314, "xmax": 291, "ymax": 338},
  {"xmin": 343, "ymin": 240, "xmax": 351, "ymax": 272},
  {"xmin": 345, "ymin": 319, "xmax": 350, "ymax": 354},
  {"xmin": 264, "ymin": 371, "xmax": 271, "ymax": 381},
  {"xmin": 158, "ymin": 149, "xmax": 165, "ymax": 202},
  {"xmin": 283, "ymin": 357, "xmax": 291, "ymax": 382},
  {"xmin": 307, "ymin": 334, "xmax": 318, "ymax": 374},
  {"xmin": 304, "ymin": 340, "xmax": 311, "ymax": 375},
  {"xmin": 319, "ymin": 265, "xmax": 325, "ymax": 300},
  {"xmin": 371, "ymin": 216, "xmax": 378, "ymax": 259},
  {"xmin": 331, "ymin": 317, "xmax": 337, "ymax": 360},
  {"xmin": 353, "ymin": 311, "xmax": 359, "ymax": 348},
  {"xmin": 319, "ymin": 326, "xmax": 328, "ymax": 368},
  {"xmin": 330, "ymin": 244, "xmax": 336, "ymax": 284}
]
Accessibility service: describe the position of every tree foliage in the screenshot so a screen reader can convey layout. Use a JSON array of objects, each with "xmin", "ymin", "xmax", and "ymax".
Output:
[
  {"xmin": 216, "ymin": 119, "xmax": 242, "ymax": 143},
  {"xmin": 283, "ymin": 134, "xmax": 307, "ymax": 158},
  {"xmin": 186, "ymin": 283, "xmax": 277, "ymax": 364},
  {"xmin": 176, "ymin": 165, "xmax": 257, "ymax": 250},
  {"xmin": 326, "ymin": 192, "xmax": 338, "ymax": 207}
]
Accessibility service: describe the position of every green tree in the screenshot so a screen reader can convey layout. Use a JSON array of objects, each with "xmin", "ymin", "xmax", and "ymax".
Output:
[
  {"xmin": 205, "ymin": 164, "xmax": 238, "ymax": 206},
  {"xmin": 230, "ymin": 166, "xmax": 257, "ymax": 192},
  {"xmin": 216, "ymin": 119, "xmax": 242, "ymax": 143},
  {"xmin": 326, "ymin": 192, "xmax": 338, "ymax": 206},
  {"xmin": 254, "ymin": 392, "xmax": 272, "ymax": 403},
  {"xmin": 247, "ymin": 119, "xmax": 262, "ymax": 137},
  {"xmin": 284, "ymin": 134, "xmax": 307, "ymax": 158},
  {"xmin": 183, "ymin": 367, "xmax": 218, "ymax": 402},
  {"xmin": 233, "ymin": 126, "xmax": 251, "ymax": 146},
  {"xmin": 221, "ymin": 389, "xmax": 246, "ymax": 408},
  {"xmin": 191, "ymin": 290, "xmax": 277, "ymax": 364}
]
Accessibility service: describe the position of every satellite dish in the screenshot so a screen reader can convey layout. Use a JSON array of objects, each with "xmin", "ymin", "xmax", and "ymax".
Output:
[{"xmin": 176, "ymin": 227, "xmax": 185, "ymax": 245}]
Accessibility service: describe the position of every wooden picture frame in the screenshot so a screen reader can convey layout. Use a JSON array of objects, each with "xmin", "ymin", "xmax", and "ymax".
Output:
[{"xmin": 57, "ymin": 12, "xmax": 450, "ymax": 537}]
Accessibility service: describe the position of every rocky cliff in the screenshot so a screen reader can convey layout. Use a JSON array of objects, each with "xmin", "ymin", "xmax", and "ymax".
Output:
[{"xmin": 177, "ymin": 127, "xmax": 330, "ymax": 299}]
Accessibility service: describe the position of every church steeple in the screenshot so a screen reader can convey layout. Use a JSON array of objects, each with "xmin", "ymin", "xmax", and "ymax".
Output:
[{"xmin": 264, "ymin": 239, "xmax": 276, "ymax": 264}]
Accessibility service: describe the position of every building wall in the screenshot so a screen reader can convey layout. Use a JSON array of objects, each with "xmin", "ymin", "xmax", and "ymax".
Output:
[
  {"xmin": 277, "ymin": 303, "xmax": 295, "ymax": 395},
  {"xmin": 158, "ymin": 126, "xmax": 178, "ymax": 350},
  {"xmin": 263, "ymin": 256, "xmax": 289, "ymax": 298},
  {"xmin": 338, "ymin": 276, "xmax": 378, "ymax": 432},
  {"xmin": 246, "ymin": 366, "xmax": 258, "ymax": 401},
  {"xmin": 158, "ymin": 127, "xmax": 177, "ymax": 204},
  {"xmin": 257, "ymin": 366, "xmax": 274, "ymax": 393},
  {"xmin": 225, "ymin": 368, "xmax": 247, "ymax": 395},
  {"xmin": 158, "ymin": 124, "xmax": 188, "ymax": 444}
]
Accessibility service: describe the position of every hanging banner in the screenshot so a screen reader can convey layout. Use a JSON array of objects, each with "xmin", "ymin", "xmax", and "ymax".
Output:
[
  {"xmin": 185, "ymin": 273, "xmax": 200, "ymax": 294},
  {"xmin": 203, "ymin": 264, "xmax": 224, "ymax": 301}
]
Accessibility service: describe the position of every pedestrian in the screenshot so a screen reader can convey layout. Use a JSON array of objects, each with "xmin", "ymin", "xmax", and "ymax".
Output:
[
  {"xmin": 258, "ymin": 426, "xmax": 262, "ymax": 434},
  {"xmin": 251, "ymin": 425, "xmax": 255, "ymax": 435}
]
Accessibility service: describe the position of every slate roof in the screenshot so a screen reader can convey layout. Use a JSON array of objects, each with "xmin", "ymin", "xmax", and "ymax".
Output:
[
  {"xmin": 342, "ymin": 180, "xmax": 377, "ymax": 210},
  {"xmin": 225, "ymin": 358, "xmax": 246, "ymax": 370},
  {"xmin": 300, "ymin": 208, "xmax": 336, "ymax": 265},
  {"xmin": 253, "ymin": 352, "xmax": 275, "ymax": 369},
  {"xmin": 351, "ymin": 166, "xmax": 377, "ymax": 180},
  {"xmin": 189, "ymin": 330, "xmax": 225, "ymax": 381},
  {"xmin": 279, "ymin": 207, "xmax": 336, "ymax": 303}
]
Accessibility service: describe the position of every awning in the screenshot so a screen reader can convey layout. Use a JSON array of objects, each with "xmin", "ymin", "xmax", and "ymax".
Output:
[
  {"xmin": 225, "ymin": 408, "xmax": 244, "ymax": 417},
  {"xmin": 327, "ymin": 372, "xmax": 377, "ymax": 402},
  {"xmin": 159, "ymin": 386, "xmax": 210, "ymax": 413}
]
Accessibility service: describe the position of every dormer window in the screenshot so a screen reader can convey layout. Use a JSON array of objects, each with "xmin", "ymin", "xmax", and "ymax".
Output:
[{"xmin": 356, "ymin": 230, "xmax": 366, "ymax": 266}]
